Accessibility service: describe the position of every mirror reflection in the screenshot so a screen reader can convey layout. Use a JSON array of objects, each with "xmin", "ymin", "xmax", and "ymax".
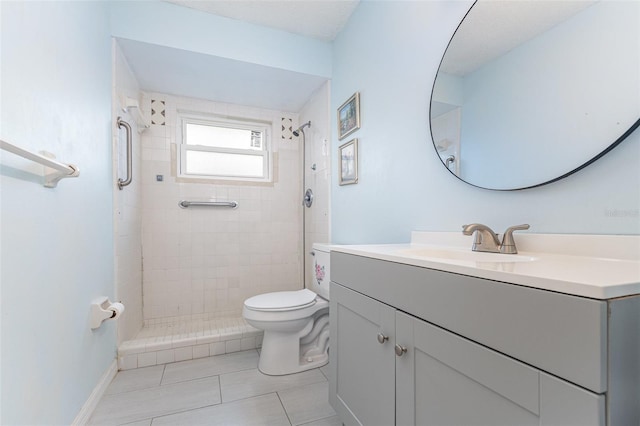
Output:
[{"xmin": 431, "ymin": 0, "xmax": 640, "ymax": 190}]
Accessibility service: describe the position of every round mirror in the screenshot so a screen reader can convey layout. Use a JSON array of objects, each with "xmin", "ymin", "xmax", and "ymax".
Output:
[{"xmin": 431, "ymin": 0, "xmax": 640, "ymax": 190}]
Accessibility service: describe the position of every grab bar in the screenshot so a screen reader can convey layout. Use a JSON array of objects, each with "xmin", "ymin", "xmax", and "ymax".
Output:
[
  {"xmin": 117, "ymin": 117, "xmax": 132, "ymax": 190},
  {"xmin": 0, "ymin": 139, "xmax": 80, "ymax": 188},
  {"xmin": 178, "ymin": 200, "xmax": 238, "ymax": 209}
]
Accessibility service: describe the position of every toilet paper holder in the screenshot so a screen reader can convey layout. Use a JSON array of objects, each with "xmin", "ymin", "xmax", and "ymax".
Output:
[{"xmin": 91, "ymin": 296, "xmax": 125, "ymax": 329}]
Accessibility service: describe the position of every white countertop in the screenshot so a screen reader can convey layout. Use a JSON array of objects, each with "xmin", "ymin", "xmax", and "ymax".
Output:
[{"xmin": 329, "ymin": 232, "xmax": 640, "ymax": 300}]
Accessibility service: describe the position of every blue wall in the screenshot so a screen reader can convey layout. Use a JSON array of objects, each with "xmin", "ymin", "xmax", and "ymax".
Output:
[
  {"xmin": 331, "ymin": 0, "xmax": 640, "ymax": 244},
  {"xmin": 1, "ymin": 1, "xmax": 114, "ymax": 424}
]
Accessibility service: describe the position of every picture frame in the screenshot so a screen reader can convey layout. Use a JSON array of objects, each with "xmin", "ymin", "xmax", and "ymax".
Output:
[
  {"xmin": 337, "ymin": 92, "xmax": 360, "ymax": 140},
  {"xmin": 339, "ymin": 138, "xmax": 358, "ymax": 185}
]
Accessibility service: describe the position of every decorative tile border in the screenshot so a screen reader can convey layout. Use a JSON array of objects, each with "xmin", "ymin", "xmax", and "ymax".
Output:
[
  {"xmin": 281, "ymin": 117, "xmax": 293, "ymax": 140},
  {"xmin": 151, "ymin": 99, "xmax": 166, "ymax": 126}
]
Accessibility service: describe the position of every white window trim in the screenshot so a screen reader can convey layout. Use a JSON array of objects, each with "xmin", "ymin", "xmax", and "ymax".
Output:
[{"xmin": 176, "ymin": 111, "xmax": 272, "ymax": 183}]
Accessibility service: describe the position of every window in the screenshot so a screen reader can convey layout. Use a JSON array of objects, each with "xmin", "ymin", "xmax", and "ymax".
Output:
[{"xmin": 177, "ymin": 113, "xmax": 271, "ymax": 182}]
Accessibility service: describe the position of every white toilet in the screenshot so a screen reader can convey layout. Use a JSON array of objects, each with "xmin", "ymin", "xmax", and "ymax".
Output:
[{"xmin": 243, "ymin": 243, "xmax": 331, "ymax": 375}]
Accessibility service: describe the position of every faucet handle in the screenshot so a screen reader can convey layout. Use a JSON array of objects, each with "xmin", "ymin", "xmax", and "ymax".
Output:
[{"xmin": 500, "ymin": 224, "xmax": 530, "ymax": 254}]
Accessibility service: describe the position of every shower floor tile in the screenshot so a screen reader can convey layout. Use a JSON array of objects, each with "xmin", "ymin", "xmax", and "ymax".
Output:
[
  {"xmin": 118, "ymin": 315, "xmax": 263, "ymax": 370},
  {"xmin": 89, "ymin": 350, "xmax": 336, "ymax": 426}
]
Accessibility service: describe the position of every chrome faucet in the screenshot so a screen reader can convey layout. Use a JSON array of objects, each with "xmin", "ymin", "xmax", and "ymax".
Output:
[
  {"xmin": 462, "ymin": 223, "xmax": 501, "ymax": 253},
  {"xmin": 462, "ymin": 223, "xmax": 530, "ymax": 254}
]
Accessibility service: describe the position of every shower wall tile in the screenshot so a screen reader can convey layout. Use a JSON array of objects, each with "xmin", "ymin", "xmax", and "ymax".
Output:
[{"xmin": 140, "ymin": 92, "xmax": 301, "ymax": 321}]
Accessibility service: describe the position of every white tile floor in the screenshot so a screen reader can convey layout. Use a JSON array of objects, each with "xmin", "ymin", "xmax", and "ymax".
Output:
[{"xmin": 90, "ymin": 349, "xmax": 340, "ymax": 426}]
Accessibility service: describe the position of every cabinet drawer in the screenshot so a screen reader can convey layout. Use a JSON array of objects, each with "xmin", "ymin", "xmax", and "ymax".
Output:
[{"xmin": 332, "ymin": 252, "xmax": 607, "ymax": 393}]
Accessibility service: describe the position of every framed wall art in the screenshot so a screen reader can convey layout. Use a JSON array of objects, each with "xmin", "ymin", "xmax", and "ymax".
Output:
[
  {"xmin": 337, "ymin": 92, "xmax": 360, "ymax": 140},
  {"xmin": 339, "ymin": 138, "xmax": 358, "ymax": 185}
]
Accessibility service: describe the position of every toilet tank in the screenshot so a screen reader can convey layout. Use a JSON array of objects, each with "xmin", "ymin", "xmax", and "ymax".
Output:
[{"xmin": 309, "ymin": 243, "xmax": 331, "ymax": 300}]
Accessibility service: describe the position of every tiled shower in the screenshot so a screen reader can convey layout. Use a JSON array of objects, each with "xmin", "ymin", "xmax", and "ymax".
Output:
[{"xmin": 113, "ymin": 42, "xmax": 331, "ymax": 370}]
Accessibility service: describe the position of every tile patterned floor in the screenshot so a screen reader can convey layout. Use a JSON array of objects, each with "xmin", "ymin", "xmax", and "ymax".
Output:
[{"xmin": 90, "ymin": 349, "xmax": 339, "ymax": 426}]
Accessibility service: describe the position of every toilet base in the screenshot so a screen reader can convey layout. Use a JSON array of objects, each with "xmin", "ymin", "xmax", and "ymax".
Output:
[
  {"xmin": 257, "ymin": 313, "xmax": 330, "ymax": 376},
  {"xmin": 258, "ymin": 353, "xmax": 328, "ymax": 376}
]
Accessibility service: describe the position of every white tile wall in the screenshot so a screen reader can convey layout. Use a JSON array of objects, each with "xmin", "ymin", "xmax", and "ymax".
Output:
[{"xmin": 139, "ymin": 92, "xmax": 302, "ymax": 321}]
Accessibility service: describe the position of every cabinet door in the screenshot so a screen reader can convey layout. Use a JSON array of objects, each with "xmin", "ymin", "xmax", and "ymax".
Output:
[
  {"xmin": 396, "ymin": 312, "xmax": 540, "ymax": 426},
  {"xmin": 330, "ymin": 283, "xmax": 395, "ymax": 426}
]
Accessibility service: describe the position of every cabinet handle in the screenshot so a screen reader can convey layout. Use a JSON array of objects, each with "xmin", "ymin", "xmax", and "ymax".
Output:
[
  {"xmin": 377, "ymin": 333, "xmax": 389, "ymax": 344},
  {"xmin": 395, "ymin": 344, "xmax": 408, "ymax": 356}
]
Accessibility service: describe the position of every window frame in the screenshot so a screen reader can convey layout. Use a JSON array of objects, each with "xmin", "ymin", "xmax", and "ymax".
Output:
[{"xmin": 176, "ymin": 112, "xmax": 272, "ymax": 183}]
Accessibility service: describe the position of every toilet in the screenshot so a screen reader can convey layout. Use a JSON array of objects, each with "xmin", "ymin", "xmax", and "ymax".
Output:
[{"xmin": 243, "ymin": 243, "xmax": 331, "ymax": 375}]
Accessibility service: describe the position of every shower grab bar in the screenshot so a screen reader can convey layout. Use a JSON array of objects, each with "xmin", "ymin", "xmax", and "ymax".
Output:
[
  {"xmin": 178, "ymin": 200, "xmax": 238, "ymax": 209},
  {"xmin": 117, "ymin": 117, "xmax": 132, "ymax": 190},
  {"xmin": 0, "ymin": 139, "xmax": 80, "ymax": 188}
]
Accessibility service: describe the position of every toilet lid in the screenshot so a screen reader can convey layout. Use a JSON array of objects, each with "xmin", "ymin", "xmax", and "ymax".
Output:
[{"xmin": 244, "ymin": 289, "xmax": 317, "ymax": 311}]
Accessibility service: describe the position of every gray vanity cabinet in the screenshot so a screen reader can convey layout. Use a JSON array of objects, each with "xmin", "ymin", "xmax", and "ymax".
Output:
[
  {"xmin": 395, "ymin": 311, "xmax": 604, "ymax": 426},
  {"xmin": 330, "ymin": 282, "xmax": 605, "ymax": 426},
  {"xmin": 329, "ymin": 282, "xmax": 395, "ymax": 426},
  {"xmin": 395, "ymin": 310, "xmax": 542, "ymax": 426},
  {"xmin": 326, "ymin": 251, "xmax": 636, "ymax": 426}
]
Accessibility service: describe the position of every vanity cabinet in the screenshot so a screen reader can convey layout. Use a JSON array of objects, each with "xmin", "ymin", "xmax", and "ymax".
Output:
[
  {"xmin": 329, "ymin": 282, "xmax": 395, "ymax": 426},
  {"xmin": 330, "ymin": 283, "xmax": 604, "ymax": 426},
  {"xmin": 329, "ymin": 252, "xmax": 639, "ymax": 426}
]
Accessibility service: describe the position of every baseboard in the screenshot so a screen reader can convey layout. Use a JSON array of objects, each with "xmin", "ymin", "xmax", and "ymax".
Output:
[{"xmin": 72, "ymin": 359, "xmax": 117, "ymax": 425}]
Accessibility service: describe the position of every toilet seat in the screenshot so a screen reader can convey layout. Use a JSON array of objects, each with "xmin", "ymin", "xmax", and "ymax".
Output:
[
  {"xmin": 244, "ymin": 289, "xmax": 317, "ymax": 312},
  {"xmin": 243, "ymin": 295, "xmax": 328, "ymax": 325}
]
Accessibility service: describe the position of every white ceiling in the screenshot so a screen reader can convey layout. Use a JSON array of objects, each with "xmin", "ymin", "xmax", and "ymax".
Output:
[{"xmin": 164, "ymin": 0, "xmax": 360, "ymax": 41}]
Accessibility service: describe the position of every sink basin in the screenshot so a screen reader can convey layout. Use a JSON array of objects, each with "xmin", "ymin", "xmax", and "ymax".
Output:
[{"xmin": 399, "ymin": 247, "xmax": 538, "ymax": 263}]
